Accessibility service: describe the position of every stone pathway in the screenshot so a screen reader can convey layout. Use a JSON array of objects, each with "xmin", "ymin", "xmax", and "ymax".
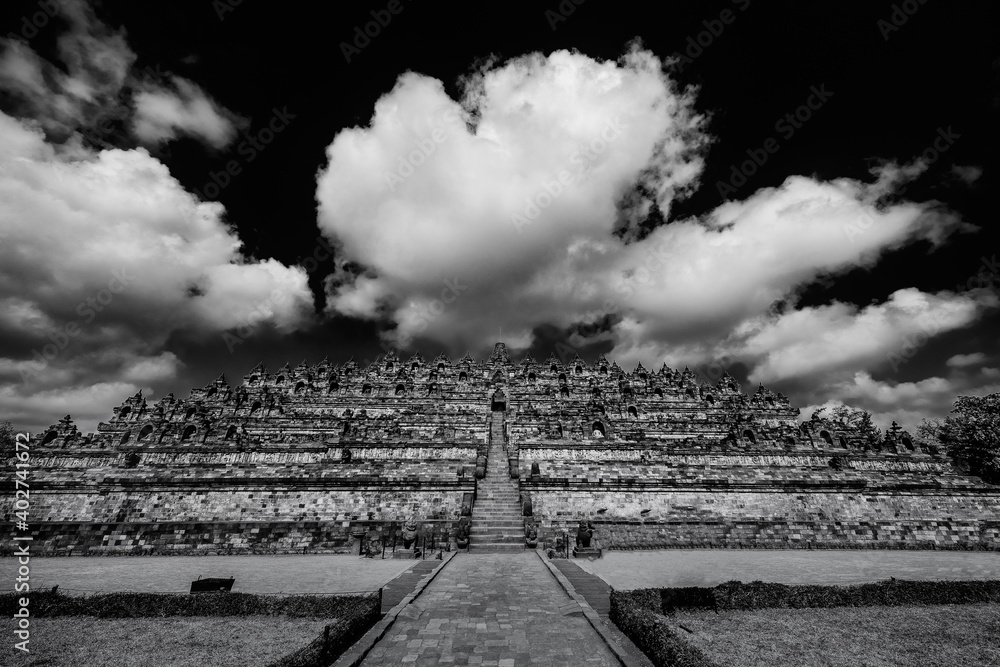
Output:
[{"xmin": 360, "ymin": 553, "xmax": 621, "ymax": 666}]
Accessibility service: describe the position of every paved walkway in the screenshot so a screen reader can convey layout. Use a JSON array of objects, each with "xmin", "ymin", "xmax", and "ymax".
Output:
[{"xmin": 360, "ymin": 553, "xmax": 621, "ymax": 666}]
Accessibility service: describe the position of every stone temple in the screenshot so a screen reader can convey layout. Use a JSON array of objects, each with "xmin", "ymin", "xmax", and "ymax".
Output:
[{"xmin": 8, "ymin": 342, "xmax": 999, "ymax": 555}]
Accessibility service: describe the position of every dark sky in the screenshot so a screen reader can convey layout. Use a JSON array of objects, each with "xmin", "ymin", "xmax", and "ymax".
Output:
[{"xmin": 0, "ymin": 0, "xmax": 997, "ymax": 434}]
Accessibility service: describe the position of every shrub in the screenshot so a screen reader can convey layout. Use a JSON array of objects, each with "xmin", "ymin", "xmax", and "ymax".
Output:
[
  {"xmin": 710, "ymin": 579, "xmax": 1000, "ymax": 610},
  {"xmin": 612, "ymin": 581, "xmax": 1000, "ymax": 667},
  {"xmin": 0, "ymin": 589, "xmax": 380, "ymax": 619},
  {"xmin": 660, "ymin": 586, "xmax": 717, "ymax": 613},
  {"xmin": 609, "ymin": 590, "xmax": 718, "ymax": 667},
  {"xmin": 266, "ymin": 601, "xmax": 382, "ymax": 667}
]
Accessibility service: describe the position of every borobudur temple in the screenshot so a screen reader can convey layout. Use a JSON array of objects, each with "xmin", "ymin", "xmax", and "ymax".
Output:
[{"xmin": 7, "ymin": 342, "xmax": 999, "ymax": 555}]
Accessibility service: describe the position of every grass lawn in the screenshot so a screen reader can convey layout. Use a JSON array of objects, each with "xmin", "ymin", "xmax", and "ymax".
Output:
[
  {"xmin": 8, "ymin": 616, "xmax": 332, "ymax": 667},
  {"xmin": 673, "ymin": 603, "xmax": 1000, "ymax": 667}
]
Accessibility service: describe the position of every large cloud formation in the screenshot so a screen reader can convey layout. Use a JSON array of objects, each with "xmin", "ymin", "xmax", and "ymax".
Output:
[
  {"xmin": 0, "ymin": 113, "xmax": 313, "ymax": 432},
  {"xmin": 0, "ymin": 0, "xmax": 307, "ymax": 433},
  {"xmin": 317, "ymin": 47, "xmax": 708, "ymax": 349},
  {"xmin": 316, "ymin": 46, "xmax": 995, "ymax": 428}
]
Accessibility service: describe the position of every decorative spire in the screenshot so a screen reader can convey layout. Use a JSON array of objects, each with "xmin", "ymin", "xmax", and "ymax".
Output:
[{"xmin": 489, "ymin": 342, "xmax": 512, "ymax": 365}]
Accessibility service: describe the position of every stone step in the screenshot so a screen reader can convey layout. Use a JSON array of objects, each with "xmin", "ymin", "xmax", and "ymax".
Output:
[
  {"xmin": 467, "ymin": 534, "xmax": 524, "ymax": 543},
  {"xmin": 470, "ymin": 536, "xmax": 523, "ymax": 543},
  {"xmin": 472, "ymin": 522, "xmax": 522, "ymax": 528},
  {"xmin": 468, "ymin": 543, "xmax": 529, "ymax": 553}
]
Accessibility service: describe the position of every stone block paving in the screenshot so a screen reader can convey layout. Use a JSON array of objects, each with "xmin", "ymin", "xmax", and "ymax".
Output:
[{"xmin": 360, "ymin": 553, "xmax": 620, "ymax": 666}]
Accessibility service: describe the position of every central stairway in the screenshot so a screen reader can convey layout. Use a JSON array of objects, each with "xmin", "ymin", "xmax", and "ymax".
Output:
[{"xmin": 469, "ymin": 412, "xmax": 525, "ymax": 553}]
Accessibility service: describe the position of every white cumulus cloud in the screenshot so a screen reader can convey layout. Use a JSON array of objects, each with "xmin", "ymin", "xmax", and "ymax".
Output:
[{"xmin": 132, "ymin": 75, "xmax": 247, "ymax": 149}]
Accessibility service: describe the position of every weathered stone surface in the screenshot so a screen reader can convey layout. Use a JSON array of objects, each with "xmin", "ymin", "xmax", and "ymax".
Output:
[{"xmin": 3, "ymin": 343, "xmax": 997, "ymax": 554}]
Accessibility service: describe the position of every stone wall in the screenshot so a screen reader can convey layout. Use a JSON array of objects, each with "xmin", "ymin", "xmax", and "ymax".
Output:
[
  {"xmin": 23, "ymin": 489, "xmax": 467, "ymax": 523},
  {"xmin": 7, "ymin": 343, "xmax": 997, "ymax": 555},
  {"xmin": 20, "ymin": 519, "xmax": 461, "ymax": 555},
  {"xmin": 528, "ymin": 489, "xmax": 1000, "ymax": 550}
]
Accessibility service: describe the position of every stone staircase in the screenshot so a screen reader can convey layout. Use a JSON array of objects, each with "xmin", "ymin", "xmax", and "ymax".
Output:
[{"xmin": 469, "ymin": 413, "xmax": 525, "ymax": 553}]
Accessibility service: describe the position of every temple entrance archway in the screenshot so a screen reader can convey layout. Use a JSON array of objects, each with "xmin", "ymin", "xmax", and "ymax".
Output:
[{"xmin": 491, "ymin": 387, "xmax": 507, "ymax": 412}]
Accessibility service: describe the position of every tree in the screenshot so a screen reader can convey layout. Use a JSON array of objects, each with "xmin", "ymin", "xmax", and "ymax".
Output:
[
  {"xmin": 924, "ymin": 394, "xmax": 1000, "ymax": 485},
  {"xmin": 810, "ymin": 405, "xmax": 882, "ymax": 446}
]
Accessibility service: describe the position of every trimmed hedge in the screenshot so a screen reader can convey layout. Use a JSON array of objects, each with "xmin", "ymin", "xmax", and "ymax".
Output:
[
  {"xmin": 612, "ymin": 580, "xmax": 1000, "ymax": 667},
  {"xmin": 266, "ymin": 602, "xmax": 382, "ymax": 667},
  {"xmin": 0, "ymin": 589, "xmax": 380, "ymax": 619},
  {"xmin": 609, "ymin": 590, "xmax": 719, "ymax": 667},
  {"xmin": 673, "ymin": 579, "xmax": 1000, "ymax": 612}
]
